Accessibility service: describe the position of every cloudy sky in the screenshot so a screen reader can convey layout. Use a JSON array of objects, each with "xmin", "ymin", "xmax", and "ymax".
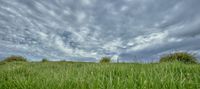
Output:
[{"xmin": 0, "ymin": 0, "xmax": 200, "ymax": 62}]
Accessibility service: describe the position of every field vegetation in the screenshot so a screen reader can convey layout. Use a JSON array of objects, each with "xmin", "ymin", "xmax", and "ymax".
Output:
[{"xmin": 0, "ymin": 52, "xmax": 199, "ymax": 89}]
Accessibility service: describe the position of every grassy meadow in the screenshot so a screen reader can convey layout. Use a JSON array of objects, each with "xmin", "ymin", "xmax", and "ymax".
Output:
[{"xmin": 0, "ymin": 61, "xmax": 200, "ymax": 89}]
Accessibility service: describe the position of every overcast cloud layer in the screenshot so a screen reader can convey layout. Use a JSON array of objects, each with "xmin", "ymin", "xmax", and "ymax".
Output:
[{"xmin": 0, "ymin": 0, "xmax": 200, "ymax": 62}]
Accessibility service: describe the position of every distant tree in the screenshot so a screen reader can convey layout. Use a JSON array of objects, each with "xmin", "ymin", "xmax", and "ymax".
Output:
[
  {"xmin": 159, "ymin": 52, "xmax": 197, "ymax": 64},
  {"xmin": 2, "ymin": 55, "xmax": 27, "ymax": 62},
  {"xmin": 99, "ymin": 57, "xmax": 111, "ymax": 63}
]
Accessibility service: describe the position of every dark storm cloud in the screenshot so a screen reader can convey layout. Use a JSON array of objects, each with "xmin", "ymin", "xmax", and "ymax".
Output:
[{"xmin": 0, "ymin": 0, "xmax": 200, "ymax": 61}]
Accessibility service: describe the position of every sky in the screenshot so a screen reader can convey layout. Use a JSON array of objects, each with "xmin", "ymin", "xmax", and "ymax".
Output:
[{"xmin": 0, "ymin": 0, "xmax": 200, "ymax": 62}]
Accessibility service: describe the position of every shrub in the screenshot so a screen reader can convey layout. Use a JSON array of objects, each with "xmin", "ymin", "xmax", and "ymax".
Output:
[
  {"xmin": 99, "ymin": 57, "xmax": 111, "ymax": 63},
  {"xmin": 42, "ymin": 58, "xmax": 49, "ymax": 62},
  {"xmin": 159, "ymin": 52, "xmax": 197, "ymax": 64},
  {"xmin": 2, "ymin": 55, "xmax": 27, "ymax": 62}
]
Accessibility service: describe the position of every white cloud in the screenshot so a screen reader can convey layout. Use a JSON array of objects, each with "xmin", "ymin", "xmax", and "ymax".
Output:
[
  {"xmin": 76, "ymin": 11, "xmax": 87, "ymax": 23},
  {"xmin": 54, "ymin": 36, "xmax": 72, "ymax": 54},
  {"xmin": 81, "ymin": 0, "xmax": 94, "ymax": 6},
  {"xmin": 130, "ymin": 32, "xmax": 168, "ymax": 51},
  {"xmin": 102, "ymin": 38, "xmax": 122, "ymax": 52},
  {"xmin": 36, "ymin": 31, "xmax": 48, "ymax": 40},
  {"xmin": 120, "ymin": 6, "xmax": 129, "ymax": 11}
]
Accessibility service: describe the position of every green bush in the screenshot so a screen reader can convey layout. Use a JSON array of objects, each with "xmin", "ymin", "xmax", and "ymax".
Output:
[
  {"xmin": 99, "ymin": 57, "xmax": 111, "ymax": 63},
  {"xmin": 2, "ymin": 55, "xmax": 27, "ymax": 62},
  {"xmin": 159, "ymin": 52, "xmax": 197, "ymax": 64},
  {"xmin": 42, "ymin": 58, "xmax": 49, "ymax": 62}
]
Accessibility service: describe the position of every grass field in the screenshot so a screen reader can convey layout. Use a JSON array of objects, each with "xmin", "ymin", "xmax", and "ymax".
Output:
[{"xmin": 0, "ymin": 62, "xmax": 200, "ymax": 89}]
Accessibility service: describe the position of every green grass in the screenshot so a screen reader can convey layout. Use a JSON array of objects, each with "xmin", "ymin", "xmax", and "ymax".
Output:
[{"xmin": 0, "ymin": 62, "xmax": 200, "ymax": 89}]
